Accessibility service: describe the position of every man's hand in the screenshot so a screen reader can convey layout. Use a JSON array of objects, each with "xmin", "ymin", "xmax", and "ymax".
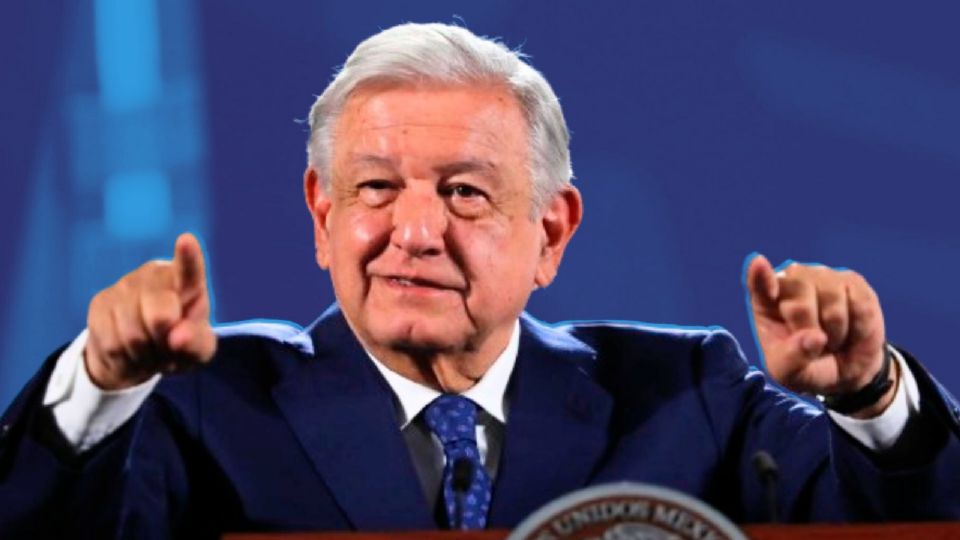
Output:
[
  {"xmin": 84, "ymin": 233, "xmax": 217, "ymax": 390},
  {"xmin": 745, "ymin": 254, "xmax": 896, "ymax": 418}
]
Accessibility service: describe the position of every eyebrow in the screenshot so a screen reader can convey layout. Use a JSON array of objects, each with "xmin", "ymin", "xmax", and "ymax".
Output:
[
  {"xmin": 434, "ymin": 159, "xmax": 499, "ymax": 179},
  {"xmin": 348, "ymin": 154, "xmax": 499, "ymax": 178},
  {"xmin": 349, "ymin": 154, "xmax": 396, "ymax": 168}
]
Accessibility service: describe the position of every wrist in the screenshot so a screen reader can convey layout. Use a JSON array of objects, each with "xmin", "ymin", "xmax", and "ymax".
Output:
[
  {"xmin": 819, "ymin": 344, "xmax": 898, "ymax": 418},
  {"xmin": 847, "ymin": 355, "xmax": 899, "ymax": 419}
]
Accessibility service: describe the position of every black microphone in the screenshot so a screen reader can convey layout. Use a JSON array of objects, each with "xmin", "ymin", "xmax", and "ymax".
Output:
[
  {"xmin": 451, "ymin": 458, "xmax": 474, "ymax": 529},
  {"xmin": 751, "ymin": 450, "xmax": 780, "ymax": 523}
]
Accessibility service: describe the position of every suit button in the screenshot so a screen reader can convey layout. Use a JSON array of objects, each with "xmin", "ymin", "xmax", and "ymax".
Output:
[{"xmin": 0, "ymin": 423, "xmax": 9, "ymax": 440}]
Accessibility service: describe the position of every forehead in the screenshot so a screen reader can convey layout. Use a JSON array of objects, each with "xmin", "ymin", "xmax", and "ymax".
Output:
[{"xmin": 332, "ymin": 83, "xmax": 529, "ymax": 167}]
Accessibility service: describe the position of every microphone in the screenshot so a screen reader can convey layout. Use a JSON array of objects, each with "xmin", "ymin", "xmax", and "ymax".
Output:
[
  {"xmin": 751, "ymin": 450, "xmax": 780, "ymax": 523},
  {"xmin": 451, "ymin": 458, "xmax": 474, "ymax": 529}
]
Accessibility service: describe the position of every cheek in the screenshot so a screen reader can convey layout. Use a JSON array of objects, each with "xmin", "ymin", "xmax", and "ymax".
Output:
[
  {"xmin": 456, "ymin": 219, "xmax": 540, "ymax": 292},
  {"xmin": 346, "ymin": 212, "xmax": 383, "ymax": 246},
  {"xmin": 329, "ymin": 210, "xmax": 391, "ymax": 277}
]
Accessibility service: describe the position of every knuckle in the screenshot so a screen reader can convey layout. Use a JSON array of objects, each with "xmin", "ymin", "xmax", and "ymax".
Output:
[
  {"xmin": 850, "ymin": 300, "xmax": 877, "ymax": 321},
  {"xmin": 820, "ymin": 307, "xmax": 846, "ymax": 328},
  {"xmin": 144, "ymin": 317, "xmax": 173, "ymax": 340},
  {"xmin": 112, "ymin": 307, "xmax": 146, "ymax": 348},
  {"xmin": 817, "ymin": 285, "xmax": 842, "ymax": 304},
  {"xmin": 88, "ymin": 291, "xmax": 107, "ymax": 323},
  {"xmin": 135, "ymin": 260, "xmax": 175, "ymax": 289},
  {"xmin": 139, "ymin": 259, "xmax": 170, "ymax": 274},
  {"xmin": 847, "ymin": 270, "xmax": 870, "ymax": 289},
  {"xmin": 88, "ymin": 314, "xmax": 121, "ymax": 357},
  {"xmin": 864, "ymin": 284, "xmax": 880, "ymax": 303},
  {"xmin": 143, "ymin": 291, "xmax": 180, "ymax": 325},
  {"xmin": 87, "ymin": 314, "xmax": 110, "ymax": 343},
  {"xmin": 95, "ymin": 329, "xmax": 124, "ymax": 358},
  {"xmin": 780, "ymin": 300, "xmax": 813, "ymax": 324},
  {"xmin": 114, "ymin": 275, "xmax": 138, "ymax": 298},
  {"xmin": 122, "ymin": 329, "xmax": 150, "ymax": 352},
  {"xmin": 797, "ymin": 279, "xmax": 817, "ymax": 297},
  {"xmin": 777, "ymin": 277, "xmax": 799, "ymax": 297},
  {"xmin": 782, "ymin": 277, "xmax": 813, "ymax": 298}
]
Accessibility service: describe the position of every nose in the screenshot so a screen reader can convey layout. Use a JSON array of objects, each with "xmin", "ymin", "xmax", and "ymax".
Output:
[{"xmin": 391, "ymin": 184, "xmax": 448, "ymax": 257}]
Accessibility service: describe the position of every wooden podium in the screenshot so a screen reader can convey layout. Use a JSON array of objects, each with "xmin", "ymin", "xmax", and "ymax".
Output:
[{"xmin": 227, "ymin": 523, "xmax": 960, "ymax": 539}]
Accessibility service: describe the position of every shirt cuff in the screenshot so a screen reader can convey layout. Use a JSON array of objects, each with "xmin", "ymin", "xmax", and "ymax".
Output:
[
  {"xmin": 828, "ymin": 346, "xmax": 920, "ymax": 451},
  {"xmin": 43, "ymin": 329, "xmax": 161, "ymax": 452}
]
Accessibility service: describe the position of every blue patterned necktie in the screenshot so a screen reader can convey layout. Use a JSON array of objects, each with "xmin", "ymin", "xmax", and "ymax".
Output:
[{"xmin": 423, "ymin": 394, "xmax": 493, "ymax": 530}]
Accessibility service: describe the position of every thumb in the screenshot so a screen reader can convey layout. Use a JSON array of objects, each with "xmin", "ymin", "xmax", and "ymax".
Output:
[
  {"xmin": 173, "ymin": 233, "xmax": 207, "ymax": 301},
  {"xmin": 766, "ymin": 328, "xmax": 829, "ymax": 387},
  {"xmin": 167, "ymin": 319, "xmax": 217, "ymax": 363}
]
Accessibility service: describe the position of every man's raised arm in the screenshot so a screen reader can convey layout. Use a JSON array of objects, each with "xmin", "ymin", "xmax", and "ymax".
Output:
[
  {"xmin": 84, "ymin": 232, "xmax": 217, "ymax": 391},
  {"xmin": 44, "ymin": 233, "xmax": 217, "ymax": 452}
]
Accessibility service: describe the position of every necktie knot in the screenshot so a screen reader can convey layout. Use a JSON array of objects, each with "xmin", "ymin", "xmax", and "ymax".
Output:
[{"xmin": 424, "ymin": 394, "xmax": 478, "ymax": 446}]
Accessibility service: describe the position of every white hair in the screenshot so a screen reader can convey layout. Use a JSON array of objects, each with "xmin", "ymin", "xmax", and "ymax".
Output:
[{"xmin": 306, "ymin": 22, "xmax": 573, "ymax": 211}]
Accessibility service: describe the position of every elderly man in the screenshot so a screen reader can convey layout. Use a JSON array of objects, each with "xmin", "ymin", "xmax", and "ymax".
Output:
[{"xmin": 1, "ymin": 23, "xmax": 958, "ymax": 538}]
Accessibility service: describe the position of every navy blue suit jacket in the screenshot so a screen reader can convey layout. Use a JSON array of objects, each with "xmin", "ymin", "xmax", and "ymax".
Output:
[{"xmin": 1, "ymin": 305, "xmax": 959, "ymax": 538}]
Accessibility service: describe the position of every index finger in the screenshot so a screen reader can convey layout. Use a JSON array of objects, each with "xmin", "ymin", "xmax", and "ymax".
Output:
[
  {"xmin": 173, "ymin": 232, "xmax": 207, "ymax": 298},
  {"xmin": 745, "ymin": 253, "xmax": 779, "ymax": 308}
]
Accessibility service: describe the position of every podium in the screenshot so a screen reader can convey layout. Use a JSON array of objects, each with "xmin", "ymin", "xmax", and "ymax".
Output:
[{"xmin": 226, "ymin": 523, "xmax": 960, "ymax": 540}]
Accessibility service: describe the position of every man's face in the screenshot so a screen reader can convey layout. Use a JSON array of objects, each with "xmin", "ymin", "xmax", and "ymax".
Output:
[{"xmin": 305, "ymin": 83, "xmax": 579, "ymax": 361}]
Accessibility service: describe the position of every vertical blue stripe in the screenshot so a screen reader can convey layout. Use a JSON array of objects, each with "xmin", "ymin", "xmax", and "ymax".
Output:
[
  {"xmin": 104, "ymin": 170, "xmax": 172, "ymax": 239},
  {"xmin": 94, "ymin": 0, "xmax": 161, "ymax": 112}
]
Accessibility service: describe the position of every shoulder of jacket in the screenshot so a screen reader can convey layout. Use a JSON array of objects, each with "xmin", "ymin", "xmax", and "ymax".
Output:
[{"xmin": 214, "ymin": 319, "xmax": 314, "ymax": 356}]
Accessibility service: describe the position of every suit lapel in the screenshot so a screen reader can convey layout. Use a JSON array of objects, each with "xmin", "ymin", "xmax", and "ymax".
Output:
[
  {"xmin": 270, "ymin": 307, "xmax": 433, "ymax": 530},
  {"xmin": 488, "ymin": 314, "xmax": 614, "ymax": 527}
]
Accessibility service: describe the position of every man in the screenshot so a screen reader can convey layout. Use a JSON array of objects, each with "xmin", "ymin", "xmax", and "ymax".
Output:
[{"xmin": 1, "ymin": 22, "xmax": 958, "ymax": 538}]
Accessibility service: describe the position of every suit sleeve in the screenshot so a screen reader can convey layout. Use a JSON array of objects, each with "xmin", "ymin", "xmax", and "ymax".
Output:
[
  {"xmin": 0, "ymin": 347, "xmax": 202, "ymax": 539},
  {"xmin": 696, "ymin": 329, "xmax": 960, "ymax": 522}
]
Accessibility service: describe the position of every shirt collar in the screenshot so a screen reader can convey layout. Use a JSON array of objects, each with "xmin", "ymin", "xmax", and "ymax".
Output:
[{"xmin": 366, "ymin": 320, "xmax": 519, "ymax": 428}]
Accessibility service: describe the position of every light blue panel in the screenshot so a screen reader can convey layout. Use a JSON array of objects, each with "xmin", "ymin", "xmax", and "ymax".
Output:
[
  {"xmin": 0, "ymin": 140, "xmax": 73, "ymax": 410},
  {"xmin": 160, "ymin": 79, "xmax": 206, "ymax": 168},
  {"xmin": 104, "ymin": 170, "xmax": 172, "ymax": 239},
  {"xmin": 0, "ymin": 0, "xmax": 210, "ymax": 412},
  {"xmin": 94, "ymin": 0, "xmax": 161, "ymax": 112}
]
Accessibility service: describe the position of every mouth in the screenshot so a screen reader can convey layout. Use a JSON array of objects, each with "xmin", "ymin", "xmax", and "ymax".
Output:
[{"xmin": 380, "ymin": 275, "xmax": 462, "ymax": 292}]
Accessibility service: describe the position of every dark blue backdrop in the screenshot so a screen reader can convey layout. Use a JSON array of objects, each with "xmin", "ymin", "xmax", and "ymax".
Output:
[{"xmin": 2, "ymin": 1, "xmax": 958, "ymax": 409}]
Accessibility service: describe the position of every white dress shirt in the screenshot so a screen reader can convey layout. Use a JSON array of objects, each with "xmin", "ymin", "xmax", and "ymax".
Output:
[
  {"xmin": 44, "ymin": 323, "xmax": 918, "ymax": 504},
  {"xmin": 366, "ymin": 320, "xmax": 518, "ymax": 509}
]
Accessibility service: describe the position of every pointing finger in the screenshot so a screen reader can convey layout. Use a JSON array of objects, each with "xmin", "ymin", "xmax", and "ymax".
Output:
[
  {"xmin": 746, "ymin": 253, "xmax": 779, "ymax": 308},
  {"xmin": 173, "ymin": 233, "xmax": 207, "ymax": 299}
]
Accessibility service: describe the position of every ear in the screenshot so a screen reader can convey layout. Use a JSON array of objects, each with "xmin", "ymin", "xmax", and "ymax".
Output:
[
  {"xmin": 534, "ymin": 187, "xmax": 583, "ymax": 288},
  {"xmin": 304, "ymin": 166, "xmax": 333, "ymax": 269}
]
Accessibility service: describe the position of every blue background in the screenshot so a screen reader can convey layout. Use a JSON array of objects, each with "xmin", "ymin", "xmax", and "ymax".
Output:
[{"xmin": 2, "ymin": 1, "xmax": 958, "ymax": 409}]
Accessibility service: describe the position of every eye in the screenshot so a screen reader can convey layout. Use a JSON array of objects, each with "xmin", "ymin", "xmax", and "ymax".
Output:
[
  {"xmin": 357, "ymin": 179, "xmax": 398, "ymax": 206},
  {"xmin": 442, "ymin": 183, "xmax": 487, "ymax": 200},
  {"xmin": 359, "ymin": 179, "xmax": 393, "ymax": 191},
  {"xmin": 440, "ymin": 182, "xmax": 491, "ymax": 217}
]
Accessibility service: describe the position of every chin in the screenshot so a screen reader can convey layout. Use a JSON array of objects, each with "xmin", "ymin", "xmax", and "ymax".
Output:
[{"xmin": 370, "ymin": 316, "xmax": 468, "ymax": 354}]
